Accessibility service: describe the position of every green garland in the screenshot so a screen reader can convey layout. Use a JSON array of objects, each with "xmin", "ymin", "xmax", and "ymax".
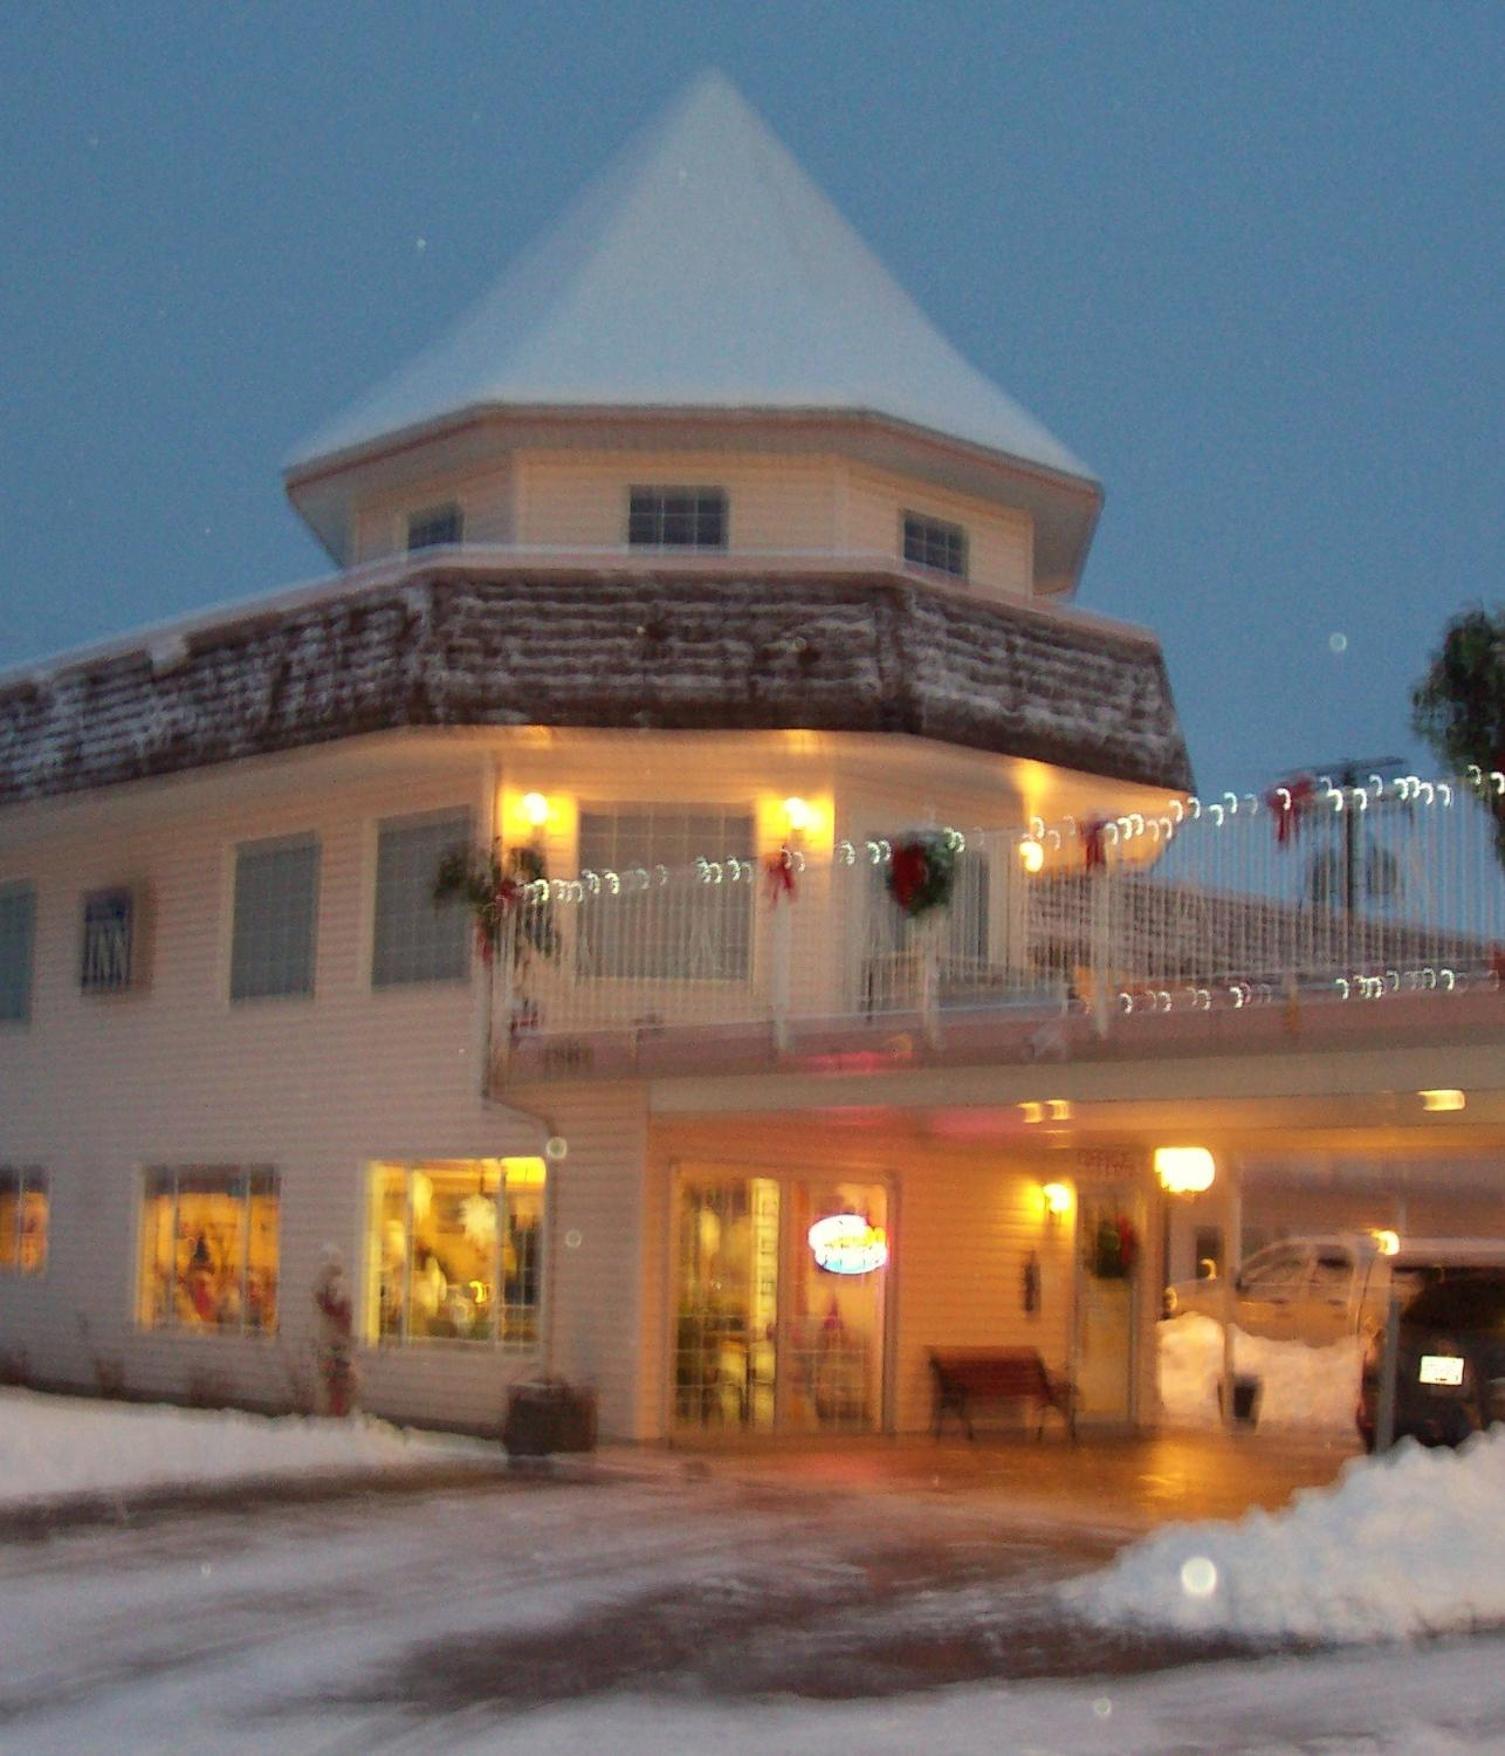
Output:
[{"xmin": 433, "ymin": 841, "xmax": 556, "ymax": 965}]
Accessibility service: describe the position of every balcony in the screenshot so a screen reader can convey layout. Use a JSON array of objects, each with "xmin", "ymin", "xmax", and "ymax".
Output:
[{"xmin": 487, "ymin": 774, "xmax": 1505, "ymax": 1088}]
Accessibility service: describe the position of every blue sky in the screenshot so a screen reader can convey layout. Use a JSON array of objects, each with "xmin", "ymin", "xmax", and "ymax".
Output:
[{"xmin": 2, "ymin": 2, "xmax": 1501, "ymax": 792}]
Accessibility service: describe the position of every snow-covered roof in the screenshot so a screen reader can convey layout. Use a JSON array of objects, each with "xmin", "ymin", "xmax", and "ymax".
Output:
[
  {"xmin": 0, "ymin": 566, "xmax": 1192, "ymax": 807},
  {"xmin": 287, "ymin": 71, "xmax": 1094, "ymax": 486}
]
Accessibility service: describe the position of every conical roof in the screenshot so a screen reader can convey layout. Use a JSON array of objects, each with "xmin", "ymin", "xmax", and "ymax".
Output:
[{"xmin": 288, "ymin": 71, "xmax": 1092, "ymax": 485}]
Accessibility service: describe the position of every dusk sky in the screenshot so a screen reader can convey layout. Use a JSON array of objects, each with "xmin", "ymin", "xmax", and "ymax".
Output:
[{"xmin": 3, "ymin": 2, "xmax": 1501, "ymax": 795}]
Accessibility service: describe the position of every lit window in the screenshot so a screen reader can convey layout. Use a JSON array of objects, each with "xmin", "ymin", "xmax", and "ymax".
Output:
[
  {"xmin": 407, "ymin": 503, "xmax": 463, "ymax": 551},
  {"xmin": 0, "ymin": 883, "xmax": 36, "ymax": 1024},
  {"xmin": 364, "ymin": 1158, "xmax": 545, "ymax": 1347},
  {"xmin": 372, "ymin": 811, "xmax": 471, "ymax": 987},
  {"xmin": 577, "ymin": 807, "xmax": 753, "ymax": 980},
  {"xmin": 902, "ymin": 512, "xmax": 967, "ymax": 578},
  {"xmin": 230, "ymin": 836, "xmax": 319, "ymax": 1001},
  {"xmin": 0, "ymin": 1168, "xmax": 47, "ymax": 1273},
  {"xmin": 628, "ymin": 486, "xmax": 726, "ymax": 549},
  {"xmin": 137, "ymin": 1168, "xmax": 279, "ymax": 1333}
]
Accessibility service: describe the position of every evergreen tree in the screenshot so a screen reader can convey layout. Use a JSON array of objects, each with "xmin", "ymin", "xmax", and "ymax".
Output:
[{"xmin": 1412, "ymin": 607, "xmax": 1505, "ymax": 861}]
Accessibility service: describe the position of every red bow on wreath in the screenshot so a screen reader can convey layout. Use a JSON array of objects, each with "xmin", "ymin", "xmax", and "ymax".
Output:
[
  {"xmin": 889, "ymin": 842, "xmax": 929, "ymax": 911},
  {"xmin": 1081, "ymin": 817, "xmax": 1108, "ymax": 871},
  {"xmin": 764, "ymin": 847, "xmax": 798, "ymax": 903},
  {"xmin": 1265, "ymin": 775, "xmax": 1316, "ymax": 847}
]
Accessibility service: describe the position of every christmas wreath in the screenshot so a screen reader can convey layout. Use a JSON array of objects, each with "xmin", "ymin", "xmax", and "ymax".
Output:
[
  {"xmin": 433, "ymin": 841, "xmax": 557, "ymax": 966},
  {"xmin": 886, "ymin": 830, "xmax": 958, "ymax": 919},
  {"xmin": 1090, "ymin": 1214, "xmax": 1138, "ymax": 1280}
]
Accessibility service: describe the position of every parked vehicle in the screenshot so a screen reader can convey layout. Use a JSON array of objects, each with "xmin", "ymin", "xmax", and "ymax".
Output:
[
  {"xmin": 1163, "ymin": 1234, "xmax": 1505, "ymax": 1347},
  {"xmin": 1357, "ymin": 1269, "xmax": 1505, "ymax": 1449}
]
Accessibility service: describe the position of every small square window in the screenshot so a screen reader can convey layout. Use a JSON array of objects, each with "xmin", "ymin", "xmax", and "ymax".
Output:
[
  {"xmin": 407, "ymin": 504, "xmax": 464, "ymax": 551},
  {"xmin": 0, "ymin": 883, "xmax": 36, "ymax": 1024},
  {"xmin": 903, "ymin": 512, "xmax": 967, "ymax": 578},
  {"xmin": 231, "ymin": 836, "xmax": 319, "ymax": 1001},
  {"xmin": 628, "ymin": 487, "xmax": 726, "ymax": 549}
]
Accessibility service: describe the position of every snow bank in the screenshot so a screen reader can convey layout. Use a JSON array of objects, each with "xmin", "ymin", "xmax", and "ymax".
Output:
[
  {"xmin": 1158, "ymin": 1312, "xmax": 1362, "ymax": 1431},
  {"xmin": 1070, "ymin": 1425, "xmax": 1505, "ymax": 1642},
  {"xmin": 0, "ymin": 1388, "xmax": 479, "ymax": 1507}
]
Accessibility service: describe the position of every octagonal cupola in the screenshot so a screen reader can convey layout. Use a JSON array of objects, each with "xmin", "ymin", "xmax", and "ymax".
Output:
[{"xmin": 285, "ymin": 71, "xmax": 1101, "ymax": 599}]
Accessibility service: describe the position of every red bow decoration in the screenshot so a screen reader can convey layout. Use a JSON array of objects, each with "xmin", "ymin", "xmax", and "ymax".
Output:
[
  {"xmin": 1081, "ymin": 817, "xmax": 1108, "ymax": 871},
  {"xmin": 475, "ymin": 877, "xmax": 522, "ymax": 964},
  {"xmin": 764, "ymin": 847, "xmax": 798, "ymax": 903},
  {"xmin": 889, "ymin": 841, "xmax": 929, "ymax": 910},
  {"xmin": 1266, "ymin": 775, "xmax": 1316, "ymax": 847}
]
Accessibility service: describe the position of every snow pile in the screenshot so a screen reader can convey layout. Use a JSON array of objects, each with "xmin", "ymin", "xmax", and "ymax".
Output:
[
  {"xmin": 1158, "ymin": 1312, "xmax": 1362, "ymax": 1431},
  {"xmin": 1070, "ymin": 1425, "xmax": 1505, "ymax": 1642},
  {"xmin": 0, "ymin": 1388, "xmax": 479, "ymax": 1507}
]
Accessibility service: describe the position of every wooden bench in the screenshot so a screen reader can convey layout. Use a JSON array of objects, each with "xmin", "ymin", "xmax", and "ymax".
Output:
[{"xmin": 928, "ymin": 1347, "xmax": 1076, "ymax": 1441}]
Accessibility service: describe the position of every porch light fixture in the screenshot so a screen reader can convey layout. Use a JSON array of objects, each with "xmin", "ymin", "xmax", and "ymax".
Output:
[
  {"xmin": 1041, "ymin": 1181, "xmax": 1072, "ymax": 1219},
  {"xmin": 1419, "ymin": 1088, "xmax": 1465, "ymax": 1113},
  {"xmin": 1019, "ymin": 836, "xmax": 1044, "ymax": 874},
  {"xmin": 783, "ymin": 796, "xmax": 815, "ymax": 835},
  {"xmin": 521, "ymin": 792, "xmax": 551, "ymax": 829},
  {"xmin": 1154, "ymin": 1146, "xmax": 1216, "ymax": 1195}
]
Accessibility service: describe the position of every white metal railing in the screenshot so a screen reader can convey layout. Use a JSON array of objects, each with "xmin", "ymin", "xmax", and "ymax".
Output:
[{"xmin": 490, "ymin": 771, "xmax": 1505, "ymax": 1075}]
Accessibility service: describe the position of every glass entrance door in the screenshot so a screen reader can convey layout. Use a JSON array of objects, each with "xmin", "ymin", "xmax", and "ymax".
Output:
[
  {"xmin": 674, "ymin": 1174, "xmax": 780, "ymax": 1433},
  {"xmin": 780, "ymin": 1179, "xmax": 889, "ymax": 1434},
  {"xmin": 672, "ymin": 1171, "xmax": 889, "ymax": 1437}
]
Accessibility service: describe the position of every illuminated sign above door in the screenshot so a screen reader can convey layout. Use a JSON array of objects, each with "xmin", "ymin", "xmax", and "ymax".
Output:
[{"xmin": 807, "ymin": 1213, "xmax": 888, "ymax": 1276}]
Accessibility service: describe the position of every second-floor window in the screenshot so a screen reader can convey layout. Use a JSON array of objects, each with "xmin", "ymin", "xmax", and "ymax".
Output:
[
  {"xmin": 0, "ymin": 883, "xmax": 36, "ymax": 1024},
  {"xmin": 230, "ymin": 835, "xmax": 319, "ymax": 1001},
  {"xmin": 628, "ymin": 486, "xmax": 727, "ymax": 549},
  {"xmin": 577, "ymin": 807, "xmax": 754, "ymax": 980},
  {"xmin": 407, "ymin": 503, "xmax": 464, "ymax": 551},
  {"xmin": 372, "ymin": 811, "xmax": 471, "ymax": 987},
  {"xmin": 903, "ymin": 511, "xmax": 967, "ymax": 578}
]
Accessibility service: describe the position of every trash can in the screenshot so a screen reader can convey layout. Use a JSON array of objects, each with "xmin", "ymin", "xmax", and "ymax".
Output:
[
  {"xmin": 1218, "ymin": 1373, "xmax": 1262, "ymax": 1427},
  {"xmin": 502, "ymin": 1378, "xmax": 597, "ymax": 1457}
]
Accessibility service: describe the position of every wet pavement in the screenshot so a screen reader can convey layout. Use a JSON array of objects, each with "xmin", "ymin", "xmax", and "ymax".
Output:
[
  {"xmin": 641, "ymin": 1424, "xmax": 1363, "ymax": 1532},
  {"xmin": 0, "ymin": 1429, "xmax": 1362, "ymax": 1747}
]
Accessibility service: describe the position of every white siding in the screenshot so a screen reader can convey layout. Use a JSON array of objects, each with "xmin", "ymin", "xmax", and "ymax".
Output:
[
  {"xmin": 353, "ymin": 463, "xmax": 514, "ymax": 564},
  {"xmin": 844, "ymin": 464, "xmax": 1032, "ymax": 599},
  {"xmin": 0, "ymin": 748, "xmax": 653, "ymax": 1437},
  {"xmin": 517, "ymin": 452, "xmax": 839, "ymax": 552}
]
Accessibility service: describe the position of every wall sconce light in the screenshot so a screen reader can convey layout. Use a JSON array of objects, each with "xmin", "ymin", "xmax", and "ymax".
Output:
[
  {"xmin": 783, "ymin": 796, "xmax": 815, "ymax": 837},
  {"xmin": 1154, "ymin": 1146, "xmax": 1216, "ymax": 1195},
  {"xmin": 1419, "ymin": 1089, "xmax": 1465, "ymax": 1113},
  {"xmin": 1371, "ymin": 1228, "xmax": 1400, "ymax": 1257},
  {"xmin": 1041, "ymin": 1182, "xmax": 1073, "ymax": 1221},
  {"xmin": 521, "ymin": 792, "xmax": 551, "ymax": 830},
  {"xmin": 1019, "ymin": 837, "xmax": 1045, "ymax": 874}
]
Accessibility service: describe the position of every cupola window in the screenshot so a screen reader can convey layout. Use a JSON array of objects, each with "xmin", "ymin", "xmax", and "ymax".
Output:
[
  {"xmin": 902, "ymin": 511, "xmax": 967, "ymax": 579},
  {"xmin": 628, "ymin": 487, "xmax": 727, "ymax": 550},
  {"xmin": 407, "ymin": 503, "xmax": 464, "ymax": 552}
]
